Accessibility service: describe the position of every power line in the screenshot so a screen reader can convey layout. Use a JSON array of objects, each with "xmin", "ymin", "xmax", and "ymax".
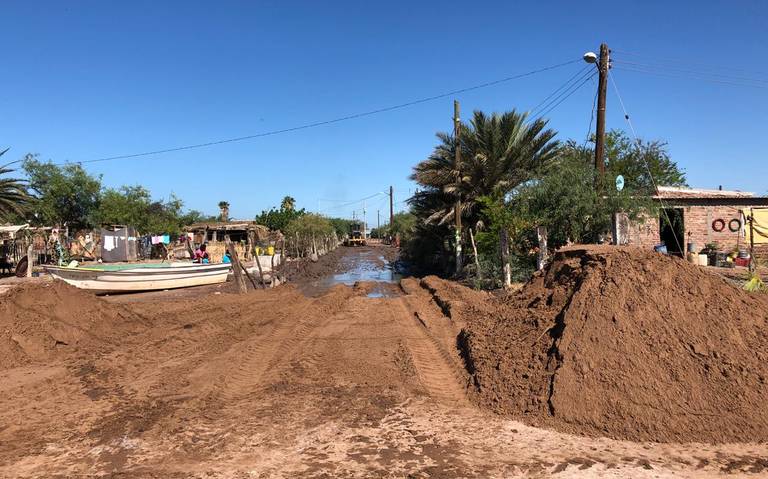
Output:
[
  {"xmin": 532, "ymin": 71, "xmax": 597, "ymax": 121},
  {"xmin": 65, "ymin": 58, "xmax": 581, "ymax": 166},
  {"xmin": 583, "ymin": 82, "xmax": 598, "ymax": 148},
  {"xmin": 527, "ymin": 64, "xmax": 591, "ymax": 116},
  {"xmin": 318, "ymin": 192, "xmax": 386, "ymax": 211},
  {"xmin": 529, "ymin": 68, "xmax": 594, "ymax": 119},
  {"xmin": 611, "ymin": 48, "xmax": 768, "ymax": 77},
  {"xmin": 613, "ymin": 60, "xmax": 768, "ymax": 85},
  {"xmin": 612, "ymin": 65, "xmax": 768, "ymax": 89}
]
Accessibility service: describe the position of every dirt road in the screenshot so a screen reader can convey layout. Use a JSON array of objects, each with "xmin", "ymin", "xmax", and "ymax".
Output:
[{"xmin": 1, "ymin": 246, "xmax": 766, "ymax": 477}]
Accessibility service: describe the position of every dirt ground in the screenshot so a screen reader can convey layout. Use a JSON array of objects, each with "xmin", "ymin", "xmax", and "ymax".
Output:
[{"xmin": 1, "ymin": 245, "xmax": 767, "ymax": 478}]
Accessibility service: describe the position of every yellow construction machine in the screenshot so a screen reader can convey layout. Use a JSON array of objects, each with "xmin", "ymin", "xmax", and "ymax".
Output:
[{"xmin": 343, "ymin": 222, "xmax": 367, "ymax": 247}]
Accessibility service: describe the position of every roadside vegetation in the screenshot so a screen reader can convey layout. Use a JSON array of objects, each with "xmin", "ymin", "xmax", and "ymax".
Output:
[
  {"xmin": 2, "ymin": 153, "xmax": 355, "ymax": 240},
  {"xmin": 0, "ymin": 148, "xmax": 30, "ymax": 222},
  {"xmin": 256, "ymin": 196, "xmax": 354, "ymax": 238},
  {"xmin": 14, "ymin": 154, "xmax": 215, "ymax": 233},
  {"xmin": 402, "ymin": 111, "xmax": 687, "ymax": 287}
]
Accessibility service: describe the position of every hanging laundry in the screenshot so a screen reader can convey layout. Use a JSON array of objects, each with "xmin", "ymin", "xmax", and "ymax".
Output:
[
  {"xmin": 151, "ymin": 236, "xmax": 162, "ymax": 245},
  {"xmin": 162, "ymin": 234, "xmax": 170, "ymax": 244},
  {"xmin": 103, "ymin": 235, "xmax": 116, "ymax": 251}
]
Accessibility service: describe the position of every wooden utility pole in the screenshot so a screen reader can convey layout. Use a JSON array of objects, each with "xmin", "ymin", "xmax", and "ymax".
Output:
[
  {"xmin": 389, "ymin": 186, "xmax": 394, "ymax": 229},
  {"xmin": 454, "ymin": 100, "xmax": 463, "ymax": 275},
  {"xmin": 26, "ymin": 243, "xmax": 34, "ymax": 278},
  {"xmin": 749, "ymin": 211, "xmax": 755, "ymax": 274},
  {"xmin": 224, "ymin": 235, "xmax": 248, "ymax": 293},
  {"xmin": 377, "ymin": 210, "xmax": 380, "ymax": 238},
  {"xmin": 594, "ymin": 43, "xmax": 610, "ymax": 184}
]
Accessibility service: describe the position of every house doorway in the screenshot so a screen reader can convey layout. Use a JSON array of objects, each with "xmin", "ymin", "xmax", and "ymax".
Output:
[{"xmin": 659, "ymin": 208, "xmax": 685, "ymax": 255}]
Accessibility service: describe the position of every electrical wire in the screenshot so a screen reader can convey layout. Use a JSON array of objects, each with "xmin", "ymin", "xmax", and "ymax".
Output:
[
  {"xmin": 612, "ymin": 65, "xmax": 768, "ymax": 89},
  {"xmin": 527, "ymin": 64, "xmax": 591, "ymax": 116},
  {"xmin": 612, "ymin": 60, "xmax": 768, "ymax": 85},
  {"xmin": 608, "ymin": 69, "xmax": 684, "ymax": 254},
  {"xmin": 528, "ymin": 68, "xmax": 595, "ymax": 119},
  {"xmin": 319, "ymin": 192, "xmax": 385, "ymax": 211},
  {"xmin": 531, "ymin": 71, "xmax": 597, "ymax": 121},
  {"xmin": 611, "ymin": 48, "xmax": 768, "ymax": 77},
  {"xmin": 582, "ymin": 80, "xmax": 598, "ymax": 148},
  {"xmin": 60, "ymin": 58, "xmax": 581, "ymax": 166}
]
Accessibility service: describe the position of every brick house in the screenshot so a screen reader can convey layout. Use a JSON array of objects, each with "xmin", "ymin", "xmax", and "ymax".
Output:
[{"xmin": 616, "ymin": 186, "xmax": 768, "ymax": 258}]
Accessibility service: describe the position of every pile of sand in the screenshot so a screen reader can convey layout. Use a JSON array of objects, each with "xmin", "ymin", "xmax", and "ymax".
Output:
[
  {"xmin": 0, "ymin": 281, "xmax": 147, "ymax": 369},
  {"xmin": 458, "ymin": 246, "xmax": 768, "ymax": 443}
]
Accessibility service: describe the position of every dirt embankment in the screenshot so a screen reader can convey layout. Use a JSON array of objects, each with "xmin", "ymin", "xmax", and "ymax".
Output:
[
  {"xmin": 0, "ymin": 281, "xmax": 149, "ymax": 369},
  {"xmin": 441, "ymin": 246, "xmax": 768, "ymax": 444},
  {"xmin": 2, "ymin": 249, "xmax": 768, "ymax": 476}
]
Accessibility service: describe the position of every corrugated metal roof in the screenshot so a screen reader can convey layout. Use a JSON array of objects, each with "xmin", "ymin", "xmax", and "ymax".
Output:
[
  {"xmin": 0, "ymin": 224, "xmax": 29, "ymax": 234},
  {"xmin": 655, "ymin": 186, "xmax": 764, "ymax": 199}
]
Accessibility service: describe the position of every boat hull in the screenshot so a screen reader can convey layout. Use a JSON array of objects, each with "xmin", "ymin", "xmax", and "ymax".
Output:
[{"xmin": 45, "ymin": 263, "xmax": 231, "ymax": 292}]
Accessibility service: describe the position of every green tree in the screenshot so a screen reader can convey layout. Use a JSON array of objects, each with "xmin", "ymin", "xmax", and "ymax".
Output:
[
  {"xmin": 280, "ymin": 196, "xmax": 296, "ymax": 212},
  {"xmin": 284, "ymin": 213, "xmax": 334, "ymax": 237},
  {"xmin": 145, "ymin": 195, "xmax": 186, "ymax": 234},
  {"xmin": 407, "ymin": 109, "xmax": 558, "ymax": 275},
  {"xmin": 387, "ymin": 212, "xmax": 416, "ymax": 242},
  {"xmin": 98, "ymin": 186, "xmax": 152, "ymax": 230},
  {"xmin": 327, "ymin": 217, "xmax": 354, "ymax": 237},
  {"xmin": 97, "ymin": 185, "xmax": 188, "ymax": 234},
  {"xmin": 562, "ymin": 130, "xmax": 686, "ymax": 192},
  {"xmin": 180, "ymin": 209, "xmax": 216, "ymax": 225},
  {"xmin": 509, "ymin": 155, "xmax": 655, "ymax": 249},
  {"xmin": 218, "ymin": 201, "xmax": 230, "ymax": 221},
  {"xmin": 0, "ymin": 149, "xmax": 30, "ymax": 221},
  {"xmin": 411, "ymin": 109, "xmax": 559, "ymax": 229},
  {"xmin": 22, "ymin": 154, "xmax": 102, "ymax": 229},
  {"xmin": 255, "ymin": 205, "xmax": 306, "ymax": 231},
  {"xmin": 284, "ymin": 213, "xmax": 336, "ymax": 254}
]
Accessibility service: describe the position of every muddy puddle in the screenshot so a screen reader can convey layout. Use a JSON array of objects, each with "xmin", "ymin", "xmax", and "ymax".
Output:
[{"xmin": 301, "ymin": 249, "xmax": 402, "ymax": 297}]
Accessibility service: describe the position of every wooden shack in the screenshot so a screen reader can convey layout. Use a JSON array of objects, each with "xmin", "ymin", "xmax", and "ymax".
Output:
[{"xmin": 182, "ymin": 221, "xmax": 274, "ymax": 262}]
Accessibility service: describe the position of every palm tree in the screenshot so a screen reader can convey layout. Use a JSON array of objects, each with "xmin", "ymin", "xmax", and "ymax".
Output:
[
  {"xmin": 0, "ymin": 148, "xmax": 30, "ymax": 221},
  {"xmin": 281, "ymin": 196, "xmax": 296, "ymax": 212},
  {"xmin": 0, "ymin": 167, "xmax": 29, "ymax": 221},
  {"xmin": 410, "ymin": 109, "xmax": 559, "ymax": 229},
  {"xmin": 218, "ymin": 201, "xmax": 230, "ymax": 222}
]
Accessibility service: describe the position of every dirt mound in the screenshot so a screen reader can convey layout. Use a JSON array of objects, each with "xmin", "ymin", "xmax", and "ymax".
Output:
[
  {"xmin": 458, "ymin": 245, "xmax": 768, "ymax": 443},
  {"xmin": 0, "ymin": 281, "xmax": 146, "ymax": 369}
]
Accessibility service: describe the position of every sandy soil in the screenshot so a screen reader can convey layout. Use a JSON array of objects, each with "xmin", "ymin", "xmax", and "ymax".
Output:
[{"xmin": 1, "ymin": 245, "xmax": 766, "ymax": 477}]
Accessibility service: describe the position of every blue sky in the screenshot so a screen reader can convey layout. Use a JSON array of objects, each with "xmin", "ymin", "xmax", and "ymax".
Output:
[{"xmin": 2, "ymin": 1, "xmax": 766, "ymax": 221}]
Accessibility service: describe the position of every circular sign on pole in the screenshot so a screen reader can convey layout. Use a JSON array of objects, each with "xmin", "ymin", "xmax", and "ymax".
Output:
[{"xmin": 616, "ymin": 175, "xmax": 625, "ymax": 192}]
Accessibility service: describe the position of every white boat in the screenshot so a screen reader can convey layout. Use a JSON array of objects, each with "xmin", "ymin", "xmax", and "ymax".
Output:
[{"xmin": 45, "ymin": 262, "xmax": 231, "ymax": 292}]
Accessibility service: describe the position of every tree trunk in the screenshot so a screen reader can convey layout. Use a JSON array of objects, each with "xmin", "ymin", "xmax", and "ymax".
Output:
[
  {"xmin": 26, "ymin": 243, "xmax": 34, "ymax": 278},
  {"xmin": 469, "ymin": 227, "xmax": 482, "ymax": 284},
  {"xmin": 536, "ymin": 226, "xmax": 548, "ymax": 271},
  {"xmin": 254, "ymin": 250, "xmax": 266, "ymax": 289},
  {"xmin": 500, "ymin": 228, "xmax": 511, "ymax": 289},
  {"xmin": 225, "ymin": 235, "xmax": 247, "ymax": 293}
]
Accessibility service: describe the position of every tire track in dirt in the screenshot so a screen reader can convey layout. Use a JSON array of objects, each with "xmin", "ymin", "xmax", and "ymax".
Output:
[
  {"xmin": 255, "ymin": 294, "xmax": 373, "ymax": 389},
  {"xmin": 200, "ymin": 289, "xmax": 352, "ymax": 403},
  {"xmin": 393, "ymin": 297, "xmax": 469, "ymax": 406}
]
